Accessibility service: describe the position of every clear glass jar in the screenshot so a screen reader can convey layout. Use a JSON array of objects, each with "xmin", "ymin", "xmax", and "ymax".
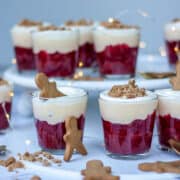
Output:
[{"xmin": 32, "ymin": 86, "xmax": 88, "ymax": 154}]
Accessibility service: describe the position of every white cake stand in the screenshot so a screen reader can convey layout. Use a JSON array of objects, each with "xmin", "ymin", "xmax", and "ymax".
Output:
[{"xmin": 3, "ymin": 54, "xmax": 172, "ymax": 91}]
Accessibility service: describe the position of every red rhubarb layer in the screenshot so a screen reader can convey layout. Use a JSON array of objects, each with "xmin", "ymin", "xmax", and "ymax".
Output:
[
  {"xmin": 157, "ymin": 114, "xmax": 180, "ymax": 148},
  {"xmin": 35, "ymin": 50, "xmax": 77, "ymax": 77},
  {"xmin": 102, "ymin": 111, "xmax": 156, "ymax": 155},
  {"xmin": 96, "ymin": 44, "xmax": 138, "ymax": 76},
  {"xmin": 77, "ymin": 43, "xmax": 96, "ymax": 67},
  {"xmin": 14, "ymin": 46, "xmax": 35, "ymax": 71},
  {"xmin": 165, "ymin": 40, "xmax": 180, "ymax": 64},
  {"xmin": 35, "ymin": 115, "xmax": 85, "ymax": 149},
  {"xmin": 0, "ymin": 102, "xmax": 11, "ymax": 130}
]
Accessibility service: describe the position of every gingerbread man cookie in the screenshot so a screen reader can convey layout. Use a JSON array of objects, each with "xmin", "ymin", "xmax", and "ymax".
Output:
[
  {"xmin": 35, "ymin": 73, "xmax": 65, "ymax": 98},
  {"xmin": 138, "ymin": 160, "xmax": 180, "ymax": 173},
  {"xmin": 63, "ymin": 116, "xmax": 87, "ymax": 161},
  {"xmin": 169, "ymin": 139, "xmax": 180, "ymax": 155},
  {"xmin": 170, "ymin": 61, "xmax": 180, "ymax": 90},
  {"xmin": 81, "ymin": 160, "xmax": 120, "ymax": 180}
]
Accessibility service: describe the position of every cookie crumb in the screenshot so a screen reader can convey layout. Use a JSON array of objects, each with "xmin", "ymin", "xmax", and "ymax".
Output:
[{"xmin": 31, "ymin": 175, "xmax": 41, "ymax": 180}]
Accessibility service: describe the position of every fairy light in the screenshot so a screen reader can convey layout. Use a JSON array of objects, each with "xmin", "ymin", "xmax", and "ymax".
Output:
[
  {"xmin": 137, "ymin": 9, "xmax": 150, "ymax": 18},
  {"xmin": 5, "ymin": 113, "xmax": 10, "ymax": 120},
  {"xmin": 11, "ymin": 58, "xmax": 16, "ymax": 64},
  {"xmin": 108, "ymin": 17, "xmax": 115, "ymax": 23},
  {"xmin": 139, "ymin": 41, "xmax": 147, "ymax": 49},
  {"xmin": 78, "ymin": 61, "xmax": 84, "ymax": 68},
  {"xmin": 159, "ymin": 46, "xmax": 167, "ymax": 57},
  {"xmin": 9, "ymin": 91, "xmax": 14, "ymax": 97},
  {"xmin": 78, "ymin": 71, "xmax": 83, "ymax": 77},
  {"xmin": 25, "ymin": 139, "xmax": 31, "ymax": 151},
  {"xmin": 171, "ymin": 26, "xmax": 176, "ymax": 32},
  {"xmin": 174, "ymin": 46, "xmax": 179, "ymax": 53}
]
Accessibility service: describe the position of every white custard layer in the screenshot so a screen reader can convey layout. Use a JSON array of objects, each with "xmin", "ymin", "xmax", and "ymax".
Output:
[
  {"xmin": 32, "ymin": 87, "xmax": 88, "ymax": 125},
  {"xmin": 93, "ymin": 26, "xmax": 140, "ymax": 52},
  {"xmin": 99, "ymin": 91, "xmax": 157, "ymax": 124},
  {"xmin": 0, "ymin": 84, "xmax": 13, "ymax": 103},
  {"xmin": 156, "ymin": 89, "xmax": 180, "ymax": 119},
  {"xmin": 68, "ymin": 26, "xmax": 94, "ymax": 46},
  {"xmin": 11, "ymin": 25, "xmax": 39, "ymax": 48},
  {"xmin": 32, "ymin": 30, "xmax": 78, "ymax": 54},
  {"xmin": 165, "ymin": 21, "xmax": 180, "ymax": 41}
]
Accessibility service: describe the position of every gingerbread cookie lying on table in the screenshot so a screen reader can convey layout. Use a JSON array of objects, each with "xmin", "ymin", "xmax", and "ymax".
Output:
[
  {"xmin": 63, "ymin": 116, "xmax": 87, "ymax": 162},
  {"xmin": 138, "ymin": 160, "xmax": 180, "ymax": 174},
  {"xmin": 81, "ymin": 160, "xmax": 120, "ymax": 180},
  {"xmin": 35, "ymin": 73, "xmax": 65, "ymax": 98}
]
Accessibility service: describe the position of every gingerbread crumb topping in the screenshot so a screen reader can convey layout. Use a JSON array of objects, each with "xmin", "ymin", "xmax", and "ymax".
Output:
[
  {"xmin": 108, "ymin": 79, "xmax": 146, "ymax": 98},
  {"xmin": 65, "ymin": 19, "xmax": 93, "ymax": 26},
  {"xmin": 101, "ymin": 18, "xmax": 138, "ymax": 29},
  {"xmin": 172, "ymin": 18, "xmax": 180, "ymax": 23},
  {"xmin": 18, "ymin": 19, "xmax": 42, "ymax": 27},
  {"xmin": 38, "ymin": 25, "xmax": 68, "ymax": 31}
]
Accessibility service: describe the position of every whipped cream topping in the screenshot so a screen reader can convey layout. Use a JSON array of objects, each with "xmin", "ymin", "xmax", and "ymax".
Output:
[
  {"xmin": 99, "ymin": 90, "xmax": 157, "ymax": 124},
  {"xmin": 165, "ymin": 20, "xmax": 180, "ymax": 41},
  {"xmin": 0, "ymin": 84, "xmax": 13, "ymax": 103},
  {"xmin": 93, "ymin": 26, "xmax": 140, "ymax": 52},
  {"xmin": 32, "ymin": 30, "xmax": 79, "ymax": 54},
  {"xmin": 156, "ymin": 89, "xmax": 180, "ymax": 118},
  {"xmin": 11, "ymin": 25, "xmax": 39, "ymax": 48},
  {"xmin": 68, "ymin": 26, "xmax": 94, "ymax": 46},
  {"xmin": 32, "ymin": 87, "xmax": 87, "ymax": 125}
]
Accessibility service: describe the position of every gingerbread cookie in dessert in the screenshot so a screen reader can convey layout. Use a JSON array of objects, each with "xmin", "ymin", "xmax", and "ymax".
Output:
[
  {"xmin": 99, "ymin": 80, "xmax": 157, "ymax": 158},
  {"xmin": 156, "ymin": 61, "xmax": 180, "ymax": 150},
  {"xmin": 32, "ymin": 73, "xmax": 88, "ymax": 153},
  {"xmin": 93, "ymin": 18, "xmax": 140, "ymax": 78}
]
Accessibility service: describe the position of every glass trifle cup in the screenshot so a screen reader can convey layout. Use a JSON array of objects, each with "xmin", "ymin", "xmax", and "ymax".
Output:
[
  {"xmin": 11, "ymin": 19, "xmax": 42, "ymax": 71},
  {"xmin": 65, "ymin": 19, "xmax": 96, "ymax": 69},
  {"xmin": 32, "ymin": 86, "xmax": 88, "ymax": 154},
  {"xmin": 32, "ymin": 26, "xmax": 78, "ymax": 78},
  {"xmin": 99, "ymin": 80, "xmax": 157, "ymax": 159},
  {"xmin": 156, "ymin": 89, "xmax": 180, "ymax": 150},
  {"xmin": 164, "ymin": 19, "xmax": 180, "ymax": 65},
  {"xmin": 93, "ymin": 19, "xmax": 140, "ymax": 78},
  {"xmin": 0, "ymin": 79, "xmax": 13, "ymax": 133}
]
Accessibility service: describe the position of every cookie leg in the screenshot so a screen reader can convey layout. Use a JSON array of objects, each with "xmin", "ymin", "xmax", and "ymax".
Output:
[
  {"xmin": 76, "ymin": 143, "xmax": 87, "ymax": 155},
  {"xmin": 64, "ymin": 145, "xmax": 73, "ymax": 162}
]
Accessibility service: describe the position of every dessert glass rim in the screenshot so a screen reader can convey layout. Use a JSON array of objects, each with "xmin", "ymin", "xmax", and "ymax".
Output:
[
  {"xmin": 155, "ymin": 88, "xmax": 180, "ymax": 98},
  {"xmin": 32, "ymin": 86, "xmax": 87, "ymax": 101},
  {"xmin": 99, "ymin": 90, "xmax": 157, "ymax": 103}
]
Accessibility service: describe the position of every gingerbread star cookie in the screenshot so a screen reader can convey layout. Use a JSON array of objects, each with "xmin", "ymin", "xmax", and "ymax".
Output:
[
  {"xmin": 63, "ymin": 116, "xmax": 87, "ymax": 161},
  {"xmin": 170, "ymin": 61, "xmax": 180, "ymax": 90},
  {"xmin": 35, "ymin": 73, "xmax": 65, "ymax": 98},
  {"xmin": 81, "ymin": 160, "xmax": 120, "ymax": 180}
]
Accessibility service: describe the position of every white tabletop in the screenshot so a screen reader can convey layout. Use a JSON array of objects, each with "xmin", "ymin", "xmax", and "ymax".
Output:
[{"xmin": 0, "ymin": 90, "xmax": 179, "ymax": 180}]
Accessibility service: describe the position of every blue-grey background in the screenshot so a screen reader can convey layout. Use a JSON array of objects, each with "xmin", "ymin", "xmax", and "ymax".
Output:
[{"xmin": 0, "ymin": 0, "xmax": 179, "ymax": 67}]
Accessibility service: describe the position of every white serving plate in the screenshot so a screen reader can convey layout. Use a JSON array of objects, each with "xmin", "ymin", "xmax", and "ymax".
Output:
[{"xmin": 3, "ymin": 54, "xmax": 173, "ymax": 90}]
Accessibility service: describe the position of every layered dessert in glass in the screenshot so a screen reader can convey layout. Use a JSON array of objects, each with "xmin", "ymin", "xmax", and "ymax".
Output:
[
  {"xmin": 93, "ymin": 19, "xmax": 140, "ymax": 78},
  {"xmin": 33, "ymin": 26, "xmax": 78, "ymax": 77},
  {"xmin": 156, "ymin": 89, "xmax": 180, "ymax": 149},
  {"xmin": 32, "ymin": 86, "xmax": 87, "ymax": 153},
  {"xmin": 99, "ymin": 80, "xmax": 157, "ymax": 158},
  {"xmin": 11, "ymin": 19, "xmax": 42, "ymax": 71},
  {"xmin": 65, "ymin": 19, "xmax": 96, "ymax": 68},
  {"xmin": 0, "ymin": 79, "xmax": 13, "ymax": 133},
  {"xmin": 165, "ymin": 18, "xmax": 180, "ymax": 65}
]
